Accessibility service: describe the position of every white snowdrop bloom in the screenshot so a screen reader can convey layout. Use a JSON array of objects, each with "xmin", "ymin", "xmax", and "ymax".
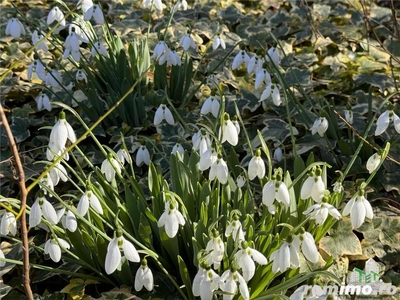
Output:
[
  {"xmin": 46, "ymin": 69, "xmax": 62, "ymax": 88},
  {"xmin": 157, "ymin": 200, "xmax": 185, "ymax": 238},
  {"xmin": 142, "ymin": 0, "xmax": 163, "ymax": 11},
  {"xmin": 262, "ymin": 174, "xmax": 290, "ymax": 209},
  {"xmin": 265, "ymin": 47, "xmax": 280, "ymax": 67},
  {"xmin": 366, "ymin": 152, "xmax": 381, "ymax": 174},
  {"xmin": 192, "ymin": 265, "xmax": 207, "ymax": 297},
  {"xmin": 272, "ymin": 85, "xmax": 281, "ymax": 106},
  {"xmin": 292, "ymin": 231, "xmax": 319, "ymax": 264},
  {"xmin": 101, "ymin": 155, "xmax": 122, "ymax": 182},
  {"xmin": 0, "ymin": 249, "xmax": 5, "ymax": 267},
  {"xmin": 166, "ymin": 49, "xmax": 181, "ymax": 66},
  {"xmin": 209, "ymin": 156, "xmax": 229, "ymax": 184},
  {"xmin": 236, "ymin": 174, "xmax": 246, "ymax": 188},
  {"xmin": 117, "ymin": 148, "xmax": 132, "ymax": 165},
  {"xmin": 177, "ymin": 0, "xmax": 188, "ymax": 10},
  {"xmin": 180, "ymin": 33, "xmax": 196, "ymax": 51},
  {"xmin": 343, "ymin": 190, "xmax": 373, "ymax": 229},
  {"xmin": 84, "ymin": 4, "xmax": 104, "ymax": 24},
  {"xmin": 91, "ymin": 41, "xmax": 108, "ymax": 57},
  {"xmin": 300, "ymin": 168, "xmax": 325, "ymax": 202},
  {"xmin": 76, "ymin": 69, "xmax": 87, "ymax": 83},
  {"xmin": 213, "ymin": 35, "xmax": 226, "ymax": 50},
  {"xmin": 344, "ymin": 109, "xmax": 353, "ymax": 124},
  {"xmin": 36, "ymin": 93, "xmax": 52, "ymax": 112},
  {"xmin": 135, "ymin": 259, "xmax": 154, "ymax": 291},
  {"xmin": 47, "ymin": 7, "xmax": 66, "ymax": 26},
  {"xmin": 199, "ymin": 147, "xmax": 217, "ymax": 171},
  {"xmin": 254, "ymin": 68, "xmax": 271, "ymax": 90},
  {"xmin": 172, "ymin": 143, "xmax": 185, "ymax": 158},
  {"xmin": 105, "ymin": 231, "xmax": 140, "ymax": 274},
  {"xmin": 259, "ymin": 84, "xmax": 272, "ymax": 102},
  {"xmin": 332, "ymin": 180, "xmax": 343, "ymax": 193},
  {"xmin": 248, "ymin": 149, "xmax": 265, "ymax": 180},
  {"xmin": 220, "ymin": 267, "xmax": 249, "ymax": 300},
  {"xmin": 28, "ymin": 59, "xmax": 47, "ymax": 82},
  {"xmin": 44, "ymin": 238, "xmax": 70, "ymax": 263},
  {"xmin": 270, "ymin": 237, "xmax": 300, "ymax": 273},
  {"xmin": 5, "ymin": 18, "xmax": 26, "ymax": 38},
  {"xmin": 154, "ymin": 104, "xmax": 174, "ymax": 125},
  {"xmin": 77, "ymin": 0, "xmax": 93, "ymax": 13},
  {"xmin": 63, "ymin": 30, "xmax": 82, "ymax": 62},
  {"xmin": 232, "ymin": 49, "xmax": 250, "ymax": 70},
  {"xmin": 205, "ymin": 229, "xmax": 225, "ymax": 269},
  {"xmin": 232, "ymin": 117, "xmax": 240, "ymax": 135},
  {"xmin": 0, "ymin": 212, "xmax": 17, "ymax": 236},
  {"xmin": 273, "ymin": 147, "xmax": 283, "ymax": 162},
  {"xmin": 247, "ymin": 54, "xmax": 264, "ymax": 74},
  {"xmin": 69, "ymin": 19, "xmax": 91, "ymax": 44},
  {"xmin": 29, "ymin": 196, "xmax": 58, "ymax": 227},
  {"xmin": 136, "ymin": 145, "xmax": 151, "ymax": 166},
  {"xmin": 192, "ymin": 130, "xmax": 211, "ymax": 156},
  {"xmin": 220, "ymin": 114, "xmax": 239, "ymax": 146},
  {"xmin": 39, "ymin": 172, "xmax": 54, "ymax": 196},
  {"xmin": 375, "ymin": 109, "xmax": 400, "ymax": 135},
  {"xmin": 57, "ymin": 207, "xmax": 77, "ymax": 232},
  {"xmin": 32, "ymin": 30, "xmax": 48, "ymax": 51},
  {"xmin": 225, "ymin": 216, "xmax": 245, "ymax": 242},
  {"xmin": 77, "ymin": 189, "xmax": 103, "ymax": 216},
  {"xmin": 201, "ymin": 95, "xmax": 220, "ymax": 118},
  {"xmin": 192, "ymin": 265, "xmax": 221, "ymax": 300},
  {"xmin": 48, "ymin": 162, "xmax": 68, "ymax": 186},
  {"xmin": 235, "ymin": 241, "xmax": 268, "ymax": 281},
  {"xmin": 310, "ymin": 117, "xmax": 329, "ymax": 137},
  {"xmin": 303, "ymin": 199, "xmax": 341, "ymax": 225},
  {"xmin": 47, "ymin": 112, "xmax": 76, "ymax": 160}
]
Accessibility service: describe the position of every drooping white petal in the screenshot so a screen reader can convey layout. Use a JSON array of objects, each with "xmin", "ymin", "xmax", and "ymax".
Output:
[
  {"xmin": 0, "ymin": 249, "xmax": 5, "ymax": 267},
  {"xmin": 41, "ymin": 200, "xmax": 58, "ymax": 225},
  {"xmin": 300, "ymin": 177, "xmax": 314, "ymax": 200},
  {"xmin": 301, "ymin": 232, "xmax": 319, "ymax": 263},
  {"xmin": 351, "ymin": 198, "xmax": 366, "ymax": 229},
  {"xmin": 105, "ymin": 237, "xmax": 121, "ymax": 274},
  {"xmin": 29, "ymin": 199, "xmax": 42, "ymax": 227},
  {"xmin": 375, "ymin": 110, "xmax": 390, "ymax": 136},
  {"xmin": 262, "ymin": 181, "xmax": 275, "ymax": 207},
  {"xmin": 122, "ymin": 237, "xmax": 140, "ymax": 262}
]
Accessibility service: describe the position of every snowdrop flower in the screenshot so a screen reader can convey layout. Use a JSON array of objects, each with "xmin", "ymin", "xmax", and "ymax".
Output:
[
  {"xmin": 199, "ymin": 146, "xmax": 217, "ymax": 171},
  {"xmin": 225, "ymin": 215, "xmax": 245, "ymax": 242},
  {"xmin": 232, "ymin": 45, "xmax": 250, "ymax": 70},
  {"xmin": 366, "ymin": 152, "xmax": 381, "ymax": 174},
  {"xmin": 32, "ymin": 30, "xmax": 48, "ymax": 51},
  {"xmin": 76, "ymin": 69, "xmax": 87, "ymax": 83},
  {"xmin": 247, "ymin": 52, "xmax": 264, "ymax": 74},
  {"xmin": 248, "ymin": 149, "xmax": 265, "ymax": 180},
  {"xmin": 157, "ymin": 199, "xmax": 185, "ymax": 238},
  {"xmin": 105, "ymin": 230, "xmax": 140, "ymax": 274},
  {"xmin": 205, "ymin": 229, "xmax": 224, "ymax": 269},
  {"xmin": 0, "ymin": 212, "xmax": 17, "ymax": 236},
  {"xmin": 235, "ymin": 241, "xmax": 268, "ymax": 281},
  {"xmin": 117, "ymin": 148, "xmax": 132, "ymax": 165},
  {"xmin": 84, "ymin": 4, "xmax": 104, "ymax": 24},
  {"xmin": 201, "ymin": 95, "xmax": 220, "ymax": 118},
  {"xmin": 47, "ymin": 112, "xmax": 76, "ymax": 160},
  {"xmin": 142, "ymin": 0, "xmax": 163, "ymax": 11},
  {"xmin": 77, "ymin": 188, "xmax": 103, "ymax": 216},
  {"xmin": 47, "ymin": 7, "xmax": 66, "ymax": 26},
  {"xmin": 236, "ymin": 174, "xmax": 246, "ymax": 188},
  {"xmin": 180, "ymin": 32, "xmax": 196, "ymax": 51},
  {"xmin": 192, "ymin": 130, "xmax": 211, "ymax": 156},
  {"xmin": 270, "ymin": 235, "xmax": 300, "ymax": 273},
  {"xmin": 300, "ymin": 167, "xmax": 325, "ymax": 202},
  {"xmin": 91, "ymin": 41, "xmax": 108, "ymax": 57},
  {"xmin": 192, "ymin": 263, "xmax": 221, "ymax": 300},
  {"xmin": 332, "ymin": 180, "xmax": 343, "ymax": 193},
  {"xmin": 152, "ymin": 40, "xmax": 168, "ymax": 60},
  {"xmin": 259, "ymin": 84, "xmax": 272, "ymax": 102},
  {"xmin": 254, "ymin": 67, "xmax": 271, "ymax": 90},
  {"xmin": 220, "ymin": 113, "xmax": 239, "ymax": 146},
  {"xmin": 136, "ymin": 145, "xmax": 150, "ymax": 166},
  {"xmin": 48, "ymin": 162, "xmax": 68, "ymax": 186},
  {"xmin": 213, "ymin": 34, "xmax": 226, "ymax": 50},
  {"xmin": 39, "ymin": 172, "xmax": 54, "ymax": 195},
  {"xmin": 343, "ymin": 189, "xmax": 373, "ymax": 229},
  {"xmin": 209, "ymin": 155, "xmax": 229, "ymax": 184},
  {"xmin": 36, "ymin": 93, "xmax": 52, "ymax": 111},
  {"xmin": 375, "ymin": 107, "xmax": 400, "ymax": 135},
  {"xmin": 5, "ymin": 18, "xmax": 26, "ymax": 38},
  {"xmin": 303, "ymin": 197, "xmax": 341, "ymax": 225},
  {"xmin": 273, "ymin": 147, "xmax": 283, "ymax": 162},
  {"xmin": 135, "ymin": 258, "xmax": 154, "ymax": 291},
  {"xmin": 272, "ymin": 85, "xmax": 281, "ymax": 106},
  {"xmin": 166, "ymin": 49, "xmax": 181, "ymax": 66},
  {"xmin": 28, "ymin": 59, "xmax": 47, "ymax": 82},
  {"xmin": 63, "ymin": 28, "xmax": 82, "ymax": 62},
  {"xmin": 176, "ymin": 0, "xmax": 188, "ymax": 10},
  {"xmin": 56, "ymin": 207, "xmax": 77, "ymax": 232},
  {"xmin": 69, "ymin": 19, "xmax": 91, "ymax": 43},
  {"xmin": 310, "ymin": 117, "xmax": 328, "ymax": 137},
  {"xmin": 265, "ymin": 47, "xmax": 280, "ymax": 67},
  {"xmin": 77, "ymin": 0, "xmax": 93, "ymax": 13},
  {"xmin": 220, "ymin": 265, "xmax": 249, "ymax": 300},
  {"xmin": 46, "ymin": 69, "xmax": 62, "ymax": 88},
  {"xmin": 344, "ymin": 109, "xmax": 353, "ymax": 124},
  {"xmin": 44, "ymin": 238, "xmax": 70, "ymax": 263},
  {"xmin": 262, "ymin": 170, "xmax": 290, "ymax": 211},
  {"xmin": 101, "ymin": 154, "xmax": 122, "ymax": 182},
  {"xmin": 172, "ymin": 143, "xmax": 185, "ymax": 158},
  {"xmin": 154, "ymin": 104, "xmax": 174, "ymax": 125},
  {"xmin": 29, "ymin": 196, "xmax": 58, "ymax": 227},
  {"xmin": 0, "ymin": 249, "xmax": 5, "ymax": 267},
  {"xmin": 292, "ymin": 230, "xmax": 319, "ymax": 264}
]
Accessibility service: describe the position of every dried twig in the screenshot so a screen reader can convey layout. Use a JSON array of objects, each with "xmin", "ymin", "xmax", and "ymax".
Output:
[{"xmin": 0, "ymin": 103, "xmax": 33, "ymax": 300}]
